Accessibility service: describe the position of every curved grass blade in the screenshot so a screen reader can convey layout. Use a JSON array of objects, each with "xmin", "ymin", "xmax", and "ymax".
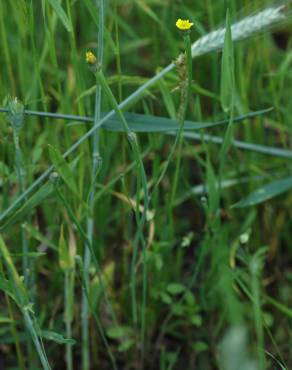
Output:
[
  {"xmin": 0, "ymin": 107, "xmax": 274, "ymax": 132},
  {"xmin": 179, "ymin": 132, "xmax": 292, "ymax": 159},
  {"xmin": 104, "ymin": 109, "xmax": 272, "ymax": 132},
  {"xmin": 232, "ymin": 176, "xmax": 292, "ymax": 208}
]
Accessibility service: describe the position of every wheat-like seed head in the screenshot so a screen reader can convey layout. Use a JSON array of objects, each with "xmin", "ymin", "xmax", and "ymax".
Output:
[{"xmin": 191, "ymin": 6, "xmax": 286, "ymax": 58}]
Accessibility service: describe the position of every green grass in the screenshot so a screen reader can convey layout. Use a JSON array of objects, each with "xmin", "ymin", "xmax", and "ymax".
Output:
[{"xmin": 0, "ymin": 1, "xmax": 292, "ymax": 369}]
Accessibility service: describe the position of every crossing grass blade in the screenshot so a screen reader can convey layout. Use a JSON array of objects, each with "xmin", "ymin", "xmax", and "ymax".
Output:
[{"xmin": 232, "ymin": 176, "xmax": 292, "ymax": 208}]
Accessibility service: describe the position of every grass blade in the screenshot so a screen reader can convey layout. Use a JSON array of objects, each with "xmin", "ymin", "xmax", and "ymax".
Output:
[
  {"xmin": 232, "ymin": 176, "xmax": 292, "ymax": 208},
  {"xmin": 47, "ymin": 0, "xmax": 72, "ymax": 32}
]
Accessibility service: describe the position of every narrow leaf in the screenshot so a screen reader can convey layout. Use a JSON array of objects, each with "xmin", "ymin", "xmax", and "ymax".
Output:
[
  {"xmin": 233, "ymin": 176, "xmax": 292, "ymax": 208},
  {"xmin": 58, "ymin": 225, "xmax": 72, "ymax": 272},
  {"xmin": 47, "ymin": 0, "xmax": 72, "ymax": 32},
  {"xmin": 41, "ymin": 330, "xmax": 75, "ymax": 345},
  {"xmin": 220, "ymin": 9, "xmax": 234, "ymax": 112},
  {"xmin": 48, "ymin": 145, "xmax": 78, "ymax": 196}
]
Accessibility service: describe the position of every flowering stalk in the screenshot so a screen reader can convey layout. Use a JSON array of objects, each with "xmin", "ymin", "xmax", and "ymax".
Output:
[
  {"xmin": 160, "ymin": 20, "xmax": 194, "ymax": 234},
  {"xmin": 82, "ymin": 2, "xmax": 105, "ymax": 369}
]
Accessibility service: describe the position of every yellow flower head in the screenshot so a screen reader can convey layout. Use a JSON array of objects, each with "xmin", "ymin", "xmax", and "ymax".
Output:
[
  {"xmin": 85, "ymin": 51, "xmax": 97, "ymax": 65},
  {"xmin": 176, "ymin": 19, "xmax": 194, "ymax": 31}
]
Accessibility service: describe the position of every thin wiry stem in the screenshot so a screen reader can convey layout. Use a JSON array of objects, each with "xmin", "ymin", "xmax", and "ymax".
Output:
[
  {"xmin": 82, "ymin": 1, "xmax": 105, "ymax": 370},
  {"xmin": 0, "ymin": 5, "xmax": 288, "ymax": 224}
]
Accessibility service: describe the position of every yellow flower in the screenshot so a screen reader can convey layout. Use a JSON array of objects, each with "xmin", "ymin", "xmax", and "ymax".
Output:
[
  {"xmin": 176, "ymin": 19, "xmax": 194, "ymax": 31},
  {"xmin": 85, "ymin": 51, "xmax": 97, "ymax": 65}
]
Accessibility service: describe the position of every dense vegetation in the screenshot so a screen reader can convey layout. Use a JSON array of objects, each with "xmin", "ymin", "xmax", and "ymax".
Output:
[{"xmin": 0, "ymin": 1, "xmax": 291, "ymax": 369}]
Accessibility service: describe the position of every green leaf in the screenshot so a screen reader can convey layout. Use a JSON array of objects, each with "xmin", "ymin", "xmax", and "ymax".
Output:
[
  {"xmin": 102, "ymin": 109, "xmax": 271, "ymax": 133},
  {"xmin": 10, "ymin": 252, "xmax": 46, "ymax": 258},
  {"xmin": 47, "ymin": 0, "xmax": 72, "ymax": 32},
  {"xmin": 206, "ymin": 159, "xmax": 219, "ymax": 214},
  {"xmin": 48, "ymin": 145, "xmax": 78, "ymax": 196},
  {"xmin": 166, "ymin": 283, "xmax": 186, "ymax": 295},
  {"xmin": 0, "ymin": 235, "xmax": 28, "ymax": 306},
  {"xmin": 190, "ymin": 314, "xmax": 202, "ymax": 327},
  {"xmin": 232, "ymin": 176, "xmax": 292, "ymax": 208},
  {"xmin": 41, "ymin": 330, "xmax": 75, "ymax": 345},
  {"xmin": 118, "ymin": 339, "xmax": 135, "ymax": 352},
  {"xmin": 58, "ymin": 224, "xmax": 71, "ymax": 272},
  {"xmin": 0, "ymin": 276, "xmax": 17, "ymax": 303},
  {"xmin": 0, "ymin": 315, "xmax": 13, "ymax": 324},
  {"xmin": 22, "ymin": 223, "xmax": 57, "ymax": 251},
  {"xmin": 67, "ymin": 108, "xmax": 273, "ymax": 133},
  {"xmin": 191, "ymin": 341, "xmax": 209, "ymax": 353},
  {"xmin": 220, "ymin": 9, "xmax": 234, "ymax": 112},
  {"xmin": 160, "ymin": 292, "xmax": 172, "ymax": 305},
  {"xmin": 106, "ymin": 325, "xmax": 132, "ymax": 339},
  {"xmin": 265, "ymin": 295, "xmax": 292, "ymax": 318}
]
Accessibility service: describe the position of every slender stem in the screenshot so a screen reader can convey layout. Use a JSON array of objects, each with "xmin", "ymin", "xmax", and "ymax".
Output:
[
  {"xmin": 82, "ymin": 1, "xmax": 105, "ymax": 369},
  {"xmin": 250, "ymin": 257, "xmax": 266, "ymax": 370},
  {"xmin": 114, "ymin": 0, "xmax": 122, "ymax": 102},
  {"xmin": 0, "ymin": 260, "xmax": 25, "ymax": 370},
  {"xmin": 152, "ymin": 33, "xmax": 193, "ymax": 234},
  {"xmin": 65, "ymin": 272, "xmax": 74, "ymax": 370},
  {"xmin": 76, "ymin": 261, "xmax": 118, "ymax": 370},
  {"xmin": 168, "ymin": 33, "xmax": 193, "ymax": 227}
]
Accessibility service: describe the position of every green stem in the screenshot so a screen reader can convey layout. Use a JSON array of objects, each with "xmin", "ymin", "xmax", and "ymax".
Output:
[
  {"xmin": 114, "ymin": 0, "xmax": 122, "ymax": 102},
  {"xmin": 171, "ymin": 33, "xmax": 193, "ymax": 197},
  {"xmin": 76, "ymin": 260, "xmax": 118, "ymax": 370},
  {"xmin": 0, "ymin": 260, "xmax": 25, "ymax": 370},
  {"xmin": 165, "ymin": 33, "xmax": 193, "ymax": 238},
  {"xmin": 65, "ymin": 272, "xmax": 74, "ymax": 370},
  {"xmin": 82, "ymin": 1, "xmax": 105, "ymax": 369},
  {"xmin": 251, "ymin": 263, "xmax": 266, "ymax": 370}
]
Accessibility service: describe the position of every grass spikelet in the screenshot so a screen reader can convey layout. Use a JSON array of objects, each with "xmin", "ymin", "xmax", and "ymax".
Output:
[{"xmin": 191, "ymin": 5, "xmax": 286, "ymax": 57}]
